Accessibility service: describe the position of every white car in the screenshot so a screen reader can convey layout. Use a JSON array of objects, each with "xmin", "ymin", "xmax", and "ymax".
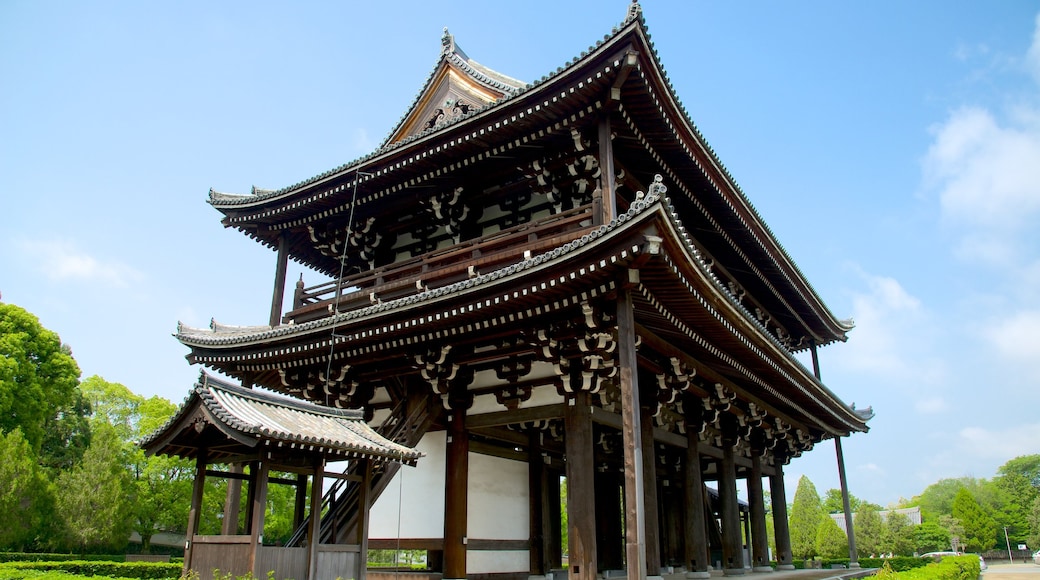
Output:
[{"xmin": 1033, "ymin": 549, "xmax": 1040, "ymax": 565}]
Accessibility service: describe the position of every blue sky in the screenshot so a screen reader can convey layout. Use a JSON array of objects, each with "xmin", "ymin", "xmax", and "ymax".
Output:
[{"xmin": 2, "ymin": 1, "xmax": 1038, "ymax": 508}]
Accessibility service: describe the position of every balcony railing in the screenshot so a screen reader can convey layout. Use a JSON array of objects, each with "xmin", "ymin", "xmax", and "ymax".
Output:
[{"xmin": 284, "ymin": 204, "xmax": 595, "ymax": 324}]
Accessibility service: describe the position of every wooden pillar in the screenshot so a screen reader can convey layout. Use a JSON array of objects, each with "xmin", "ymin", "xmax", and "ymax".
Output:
[
  {"xmin": 769, "ymin": 464, "xmax": 793, "ymax": 569},
  {"xmin": 269, "ymin": 233, "xmax": 289, "ymax": 326},
  {"xmin": 244, "ymin": 461, "xmax": 259, "ymax": 533},
  {"xmin": 529, "ymin": 430, "xmax": 551, "ymax": 578},
  {"xmin": 597, "ymin": 113, "xmax": 617, "ymax": 225},
  {"xmin": 683, "ymin": 415, "xmax": 710, "ymax": 579},
  {"xmin": 835, "ymin": 438, "xmax": 860, "ymax": 568},
  {"xmin": 639, "ymin": 404, "xmax": 662, "ymax": 579},
  {"xmin": 548, "ymin": 471, "xmax": 563, "ymax": 569},
  {"xmin": 719, "ymin": 450, "xmax": 745, "ymax": 575},
  {"xmin": 223, "ymin": 463, "xmax": 244, "ymax": 535},
  {"xmin": 308, "ymin": 457, "xmax": 325, "ymax": 580},
  {"xmin": 617, "ymin": 276, "xmax": 647, "ymax": 580},
  {"xmin": 183, "ymin": 452, "xmax": 207, "ymax": 577},
  {"xmin": 357, "ymin": 459, "xmax": 373, "ymax": 580},
  {"xmin": 595, "ymin": 469, "xmax": 624, "ymax": 571},
  {"xmin": 748, "ymin": 454, "xmax": 771, "ymax": 573},
  {"xmin": 444, "ymin": 403, "xmax": 469, "ymax": 580},
  {"xmin": 293, "ymin": 473, "xmax": 307, "ymax": 532},
  {"xmin": 247, "ymin": 458, "xmax": 270, "ymax": 577},
  {"xmin": 565, "ymin": 390, "xmax": 597, "ymax": 580}
]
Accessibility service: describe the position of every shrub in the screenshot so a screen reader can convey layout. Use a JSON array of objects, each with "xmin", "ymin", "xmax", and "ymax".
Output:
[{"xmin": 0, "ymin": 561, "xmax": 180, "ymax": 579}]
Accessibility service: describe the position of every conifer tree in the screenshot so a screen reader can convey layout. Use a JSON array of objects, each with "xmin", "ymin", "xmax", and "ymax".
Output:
[
  {"xmin": 951, "ymin": 488, "xmax": 998, "ymax": 552},
  {"xmin": 789, "ymin": 475, "xmax": 823, "ymax": 560}
]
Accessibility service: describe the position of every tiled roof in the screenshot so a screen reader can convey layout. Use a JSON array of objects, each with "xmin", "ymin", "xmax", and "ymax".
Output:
[{"xmin": 139, "ymin": 372, "xmax": 421, "ymax": 465}]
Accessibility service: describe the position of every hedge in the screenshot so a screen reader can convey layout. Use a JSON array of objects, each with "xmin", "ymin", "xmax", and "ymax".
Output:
[
  {"xmin": 0, "ymin": 561, "xmax": 180, "ymax": 579},
  {"xmin": 0, "ymin": 556, "xmax": 125, "ymax": 564},
  {"xmin": 874, "ymin": 555, "xmax": 981, "ymax": 580}
]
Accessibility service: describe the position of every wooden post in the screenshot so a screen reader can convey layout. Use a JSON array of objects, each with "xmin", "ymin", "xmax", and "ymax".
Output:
[
  {"xmin": 769, "ymin": 464, "xmax": 793, "ymax": 569},
  {"xmin": 594, "ymin": 469, "xmax": 624, "ymax": 571},
  {"xmin": 640, "ymin": 404, "xmax": 662, "ymax": 579},
  {"xmin": 835, "ymin": 438, "xmax": 860, "ymax": 568},
  {"xmin": 223, "ymin": 463, "xmax": 244, "ymax": 535},
  {"xmin": 548, "ymin": 471, "xmax": 563, "ymax": 569},
  {"xmin": 444, "ymin": 404, "xmax": 469, "ymax": 580},
  {"xmin": 270, "ymin": 233, "xmax": 289, "ymax": 327},
  {"xmin": 248, "ymin": 459, "xmax": 270, "ymax": 577},
  {"xmin": 245, "ymin": 460, "xmax": 259, "ymax": 533},
  {"xmin": 529, "ymin": 429, "xmax": 550, "ymax": 578},
  {"xmin": 183, "ymin": 451, "xmax": 207, "ymax": 577},
  {"xmin": 597, "ymin": 113, "xmax": 617, "ymax": 225},
  {"xmin": 617, "ymin": 276, "xmax": 647, "ymax": 580},
  {"xmin": 683, "ymin": 403, "xmax": 710, "ymax": 579},
  {"xmin": 293, "ymin": 473, "xmax": 308, "ymax": 531},
  {"xmin": 357, "ymin": 459, "xmax": 373, "ymax": 580},
  {"xmin": 748, "ymin": 454, "xmax": 771, "ymax": 572},
  {"xmin": 718, "ymin": 449, "xmax": 745, "ymax": 575},
  {"xmin": 308, "ymin": 457, "xmax": 324, "ymax": 580},
  {"xmin": 564, "ymin": 390, "xmax": 597, "ymax": 580}
]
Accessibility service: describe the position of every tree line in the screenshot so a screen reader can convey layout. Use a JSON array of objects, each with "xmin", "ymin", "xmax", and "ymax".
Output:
[
  {"xmin": 0, "ymin": 303, "xmax": 303, "ymax": 554},
  {"xmin": 786, "ymin": 456, "xmax": 1040, "ymax": 560}
]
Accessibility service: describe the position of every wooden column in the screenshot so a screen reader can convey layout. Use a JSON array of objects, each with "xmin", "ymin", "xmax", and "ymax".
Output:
[
  {"xmin": 548, "ymin": 471, "xmax": 563, "ymax": 569},
  {"xmin": 565, "ymin": 390, "xmax": 597, "ymax": 580},
  {"xmin": 357, "ymin": 459, "xmax": 373, "ymax": 580},
  {"xmin": 269, "ymin": 233, "xmax": 289, "ymax": 326},
  {"xmin": 683, "ymin": 407, "xmax": 710, "ymax": 579},
  {"xmin": 835, "ymin": 437, "xmax": 860, "ymax": 568},
  {"xmin": 183, "ymin": 452, "xmax": 207, "ymax": 577},
  {"xmin": 444, "ymin": 403, "xmax": 470, "ymax": 580},
  {"xmin": 618, "ymin": 276, "xmax": 647, "ymax": 580},
  {"xmin": 223, "ymin": 463, "xmax": 244, "ymax": 534},
  {"xmin": 718, "ymin": 450, "xmax": 745, "ymax": 575},
  {"xmin": 596, "ymin": 113, "xmax": 618, "ymax": 225},
  {"xmin": 639, "ymin": 404, "xmax": 662, "ymax": 579},
  {"xmin": 529, "ymin": 429, "xmax": 551, "ymax": 578},
  {"xmin": 595, "ymin": 469, "xmax": 624, "ymax": 571},
  {"xmin": 247, "ymin": 459, "xmax": 270, "ymax": 577},
  {"xmin": 308, "ymin": 457, "xmax": 325, "ymax": 580},
  {"xmin": 293, "ymin": 473, "xmax": 307, "ymax": 532},
  {"xmin": 748, "ymin": 454, "xmax": 771, "ymax": 573},
  {"xmin": 769, "ymin": 463, "xmax": 793, "ymax": 569}
]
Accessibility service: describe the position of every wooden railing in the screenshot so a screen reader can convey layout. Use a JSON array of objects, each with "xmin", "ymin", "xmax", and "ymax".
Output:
[{"xmin": 285, "ymin": 205, "xmax": 595, "ymax": 324}]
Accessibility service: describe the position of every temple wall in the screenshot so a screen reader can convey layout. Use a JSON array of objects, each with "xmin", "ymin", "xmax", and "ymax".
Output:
[{"xmin": 369, "ymin": 430, "xmax": 531, "ymax": 574}]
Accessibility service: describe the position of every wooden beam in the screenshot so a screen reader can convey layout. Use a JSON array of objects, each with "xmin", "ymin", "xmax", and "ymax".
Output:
[{"xmin": 618, "ymin": 275, "xmax": 647, "ymax": 580}]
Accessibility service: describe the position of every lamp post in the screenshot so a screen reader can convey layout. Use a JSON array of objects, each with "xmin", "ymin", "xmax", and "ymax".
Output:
[{"xmin": 1004, "ymin": 527, "xmax": 1013, "ymax": 563}]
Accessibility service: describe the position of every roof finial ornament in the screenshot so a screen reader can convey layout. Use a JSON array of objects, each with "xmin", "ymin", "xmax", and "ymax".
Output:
[
  {"xmin": 441, "ymin": 27, "xmax": 455, "ymax": 55},
  {"xmin": 628, "ymin": 0, "xmax": 642, "ymax": 20}
]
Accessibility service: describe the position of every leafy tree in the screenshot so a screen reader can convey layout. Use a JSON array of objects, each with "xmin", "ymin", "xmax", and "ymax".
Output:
[
  {"xmin": 937, "ymin": 514, "xmax": 965, "ymax": 552},
  {"xmin": 789, "ymin": 475, "xmax": 823, "ymax": 560},
  {"xmin": 130, "ymin": 396, "xmax": 192, "ymax": 552},
  {"xmin": 822, "ymin": 488, "xmax": 861, "ymax": 514},
  {"xmin": 0, "ymin": 303, "xmax": 85, "ymax": 465},
  {"xmin": 914, "ymin": 478, "xmax": 968, "ymax": 522},
  {"xmin": 1028, "ymin": 495, "xmax": 1040, "ymax": 550},
  {"xmin": 815, "ymin": 515, "xmax": 848, "ymax": 559},
  {"xmin": 882, "ymin": 510, "xmax": 914, "ymax": 556},
  {"xmin": 854, "ymin": 503, "xmax": 884, "ymax": 557},
  {"xmin": 0, "ymin": 428, "xmax": 57, "ymax": 550},
  {"xmin": 55, "ymin": 422, "xmax": 134, "ymax": 552},
  {"xmin": 992, "ymin": 472, "xmax": 1037, "ymax": 546},
  {"xmin": 998, "ymin": 455, "xmax": 1040, "ymax": 489},
  {"xmin": 951, "ymin": 488, "xmax": 997, "ymax": 552},
  {"xmin": 913, "ymin": 522, "xmax": 951, "ymax": 554}
]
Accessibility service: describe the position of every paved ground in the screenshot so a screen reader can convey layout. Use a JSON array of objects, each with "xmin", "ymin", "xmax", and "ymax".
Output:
[{"xmin": 983, "ymin": 563, "xmax": 1040, "ymax": 579}]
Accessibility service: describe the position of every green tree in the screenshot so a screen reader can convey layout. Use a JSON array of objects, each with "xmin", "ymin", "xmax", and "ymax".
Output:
[
  {"xmin": 0, "ymin": 303, "xmax": 85, "ymax": 466},
  {"xmin": 55, "ymin": 422, "xmax": 134, "ymax": 552},
  {"xmin": 914, "ymin": 478, "xmax": 968, "ymax": 522},
  {"xmin": 951, "ymin": 488, "xmax": 997, "ymax": 552},
  {"xmin": 937, "ymin": 514, "xmax": 965, "ymax": 552},
  {"xmin": 854, "ymin": 504, "xmax": 884, "ymax": 557},
  {"xmin": 822, "ymin": 488, "xmax": 861, "ymax": 514},
  {"xmin": 1028, "ymin": 495, "xmax": 1040, "ymax": 550},
  {"xmin": 913, "ymin": 522, "xmax": 951, "ymax": 554},
  {"xmin": 0, "ymin": 428, "xmax": 56, "ymax": 550},
  {"xmin": 992, "ymin": 472, "xmax": 1038, "ymax": 546},
  {"xmin": 998, "ymin": 455, "xmax": 1040, "ymax": 489},
  {"xmin": 131, "ymin": 396, "xmax": 193, "ymax": 552},
  {"xmin": 789, "ymin": 475, "xmax": 823, "ymax": 560},
  {"xmin": 815, "ymin": 515, "xmax": 848, "ymax": 559},
  {"xmin": 882, "ymin": 510, "xmax": 914, "ymax": 556}
]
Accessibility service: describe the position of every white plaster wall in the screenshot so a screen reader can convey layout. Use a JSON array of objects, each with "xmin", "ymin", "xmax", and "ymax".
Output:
[
  {"xmin": 369, "ymin": 432, "xmax": 446, "ymax": 538},
  {"xmin": 368, "ymin": 432, "xmax": 532, "ymax": 574}
]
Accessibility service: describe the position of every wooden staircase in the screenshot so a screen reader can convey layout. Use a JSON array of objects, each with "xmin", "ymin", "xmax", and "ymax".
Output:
[{"xmin": 286, "ymin": 395, "xmax": 436, "ymax": 547}]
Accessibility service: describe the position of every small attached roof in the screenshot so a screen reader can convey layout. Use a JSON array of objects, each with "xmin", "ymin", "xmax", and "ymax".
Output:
[{"xmin": 139, "ymin": 372, "xmax": 421, "ymax": 466}]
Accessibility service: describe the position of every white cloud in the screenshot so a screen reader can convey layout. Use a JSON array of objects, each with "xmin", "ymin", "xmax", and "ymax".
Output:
[
  {"xmin": 984, "ymin": 309, "xmax": 1040, "ymax": 364},
  {"xmin": 1027, "ymin": 13, "xmax": 1040, "ymax": 83},
  {"xmin": 915, "ymin": 397, "xmax": 949, "ymax": 414},
  {"xmin": 957, "ymin": 423, "xmax": 1040, "ymax": 462},
  {"xmin": 18, "ymin": 239, "xmax": 143, "ymax": 288}
]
